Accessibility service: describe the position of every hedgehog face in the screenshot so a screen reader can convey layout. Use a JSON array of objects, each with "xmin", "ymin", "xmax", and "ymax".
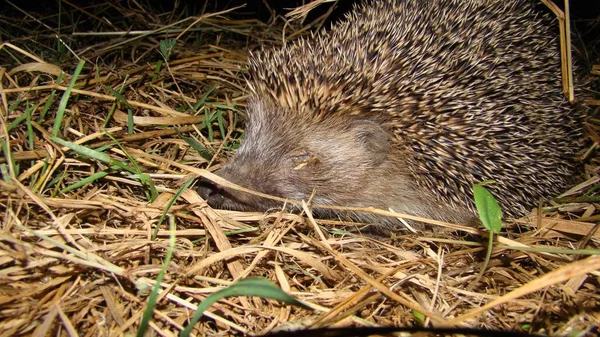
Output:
[{"xmin": 197, "ymin": 98, "xmax": 395, "ymax": 213}]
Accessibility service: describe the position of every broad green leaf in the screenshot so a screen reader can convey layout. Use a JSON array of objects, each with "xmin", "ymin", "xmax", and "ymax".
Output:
[{"xmin": 473, "ymin": 182, "xmax": 502, "ymax": 233}]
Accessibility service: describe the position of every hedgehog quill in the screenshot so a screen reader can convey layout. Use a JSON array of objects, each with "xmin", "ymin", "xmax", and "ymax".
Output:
[{"xmin": 197, "ymin": 0, "xmax": 584, "ymax": 229}]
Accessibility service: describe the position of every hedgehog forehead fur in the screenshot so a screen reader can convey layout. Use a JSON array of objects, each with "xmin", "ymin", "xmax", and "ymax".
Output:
[{"xmin": 202, "ymin": 0, "xmax": 584, "ymax": 224}]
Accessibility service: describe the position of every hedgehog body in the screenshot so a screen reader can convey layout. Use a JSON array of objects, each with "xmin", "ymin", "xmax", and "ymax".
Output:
[{"xmin": 198, "ymin": 0, "xmax": 584, "ymax": 228}]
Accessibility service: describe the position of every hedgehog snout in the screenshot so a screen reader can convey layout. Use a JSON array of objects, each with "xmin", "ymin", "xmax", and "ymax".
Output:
[{"xmin": 196, "ymin": 177, "xmax": 225, "ymax": 208}]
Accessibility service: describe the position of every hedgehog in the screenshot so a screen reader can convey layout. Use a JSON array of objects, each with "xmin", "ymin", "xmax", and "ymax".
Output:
[{"xmin": 197, "ymin": 0, "xmax": 584, "ymax": 229}]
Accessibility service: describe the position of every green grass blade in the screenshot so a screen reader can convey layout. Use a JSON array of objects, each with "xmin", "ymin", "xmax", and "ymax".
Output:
[
  {"xmin": 51, "ymin": 136, "xmax": 132, "ymax": 172},
  {"xmin": 137, "ymin": 216, "xmax": 177, "ymax": 337},
  {"xmin": 60, "ymin": 169, "xmax": 112, "ymax": 194},
  {"xmin": 152, "ymin": 177, "xmax": 195, "ymax": 240},
  {"xmin": 180, "ymin": 278, "xmax": 307, "ymax": 337},
  {"xmin": 53, "ymin": 60, "xmax": 85, "ymax": 137},
  {"xmin": 192, "ymin": 84, "xmax": 216, "ymax": 113}
]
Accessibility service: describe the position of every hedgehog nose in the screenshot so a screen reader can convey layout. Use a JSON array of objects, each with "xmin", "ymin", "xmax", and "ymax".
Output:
[{"xmin": 196, "ymin": 177, "xmax": 225, "ymax": 208}]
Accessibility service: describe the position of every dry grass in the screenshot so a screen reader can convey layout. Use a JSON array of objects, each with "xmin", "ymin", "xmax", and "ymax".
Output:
[{"xmin": 1, "ymin": 1, "xmax": 599, "ymax": 336}]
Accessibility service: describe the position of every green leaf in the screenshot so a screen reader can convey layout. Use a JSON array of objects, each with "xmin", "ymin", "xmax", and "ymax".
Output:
[
  {"xmin": 412, "ymin": 310, "xmax": 426, "ymax": 324},
  {"xmin": 473, "ymin": 182, "xmax": 502, "ymax": 233},
  {"xmin": 159, "ymin": 39, "xmax": 177, "ymax": 61}
]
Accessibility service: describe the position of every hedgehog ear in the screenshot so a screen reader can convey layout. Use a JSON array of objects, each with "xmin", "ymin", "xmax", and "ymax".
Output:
[{"xmin": 351, "ymin": 120, "xmax": 391, "ymax": 165}]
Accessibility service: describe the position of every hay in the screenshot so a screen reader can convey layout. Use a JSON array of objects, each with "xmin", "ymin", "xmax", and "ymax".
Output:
[{"xmin": 0, "ymin": 1, "xmax": 599, "ymax": 336}]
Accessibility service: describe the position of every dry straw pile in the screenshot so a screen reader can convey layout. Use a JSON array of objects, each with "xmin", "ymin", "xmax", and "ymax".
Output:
[{"xmin": 0, "ymin": 1, "xmax": 599, "ymax": 336}]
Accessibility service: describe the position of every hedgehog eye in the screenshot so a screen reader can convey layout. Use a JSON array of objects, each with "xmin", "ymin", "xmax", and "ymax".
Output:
[{"xmin": 291, "ymin": 153, "xmax": 319, "ymax": 170}]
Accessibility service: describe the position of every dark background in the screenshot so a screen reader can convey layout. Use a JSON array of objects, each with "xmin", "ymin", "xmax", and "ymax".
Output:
[
  {"xmin": 6, "ymin": 0, "xmax": 600, "ymax": 24},
  {"xmin": 3, "ymin": 0, "xmax": 600, "ymax": 66}
]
